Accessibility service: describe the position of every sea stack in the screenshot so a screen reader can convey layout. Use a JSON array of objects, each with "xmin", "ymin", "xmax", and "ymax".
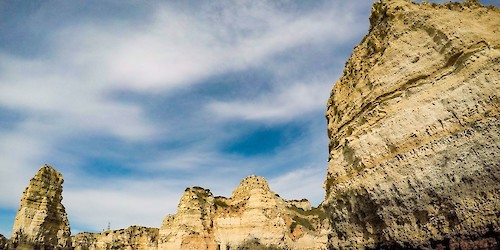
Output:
[{"xmin": 9, "ymin": 164, "xmax": 72, "ymax": 249}]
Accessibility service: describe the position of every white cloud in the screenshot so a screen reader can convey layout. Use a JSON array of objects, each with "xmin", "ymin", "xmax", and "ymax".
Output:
[
  {"xmin": 0, "ymin": 129, "xmax": 47, "ymax": 207},
  {"xmin": 269, "ymin": 166, "xmax": 327, "ymax": 206},
  {"xmin": 64, "ymin": 179, "xmax": 182, "ymax": 232},
  {"xmin": 0, "ymin": 55, "xmax": 158, "ymax": 141},
  {"xmin": 50, "ymin": 1, "xmax": 363, "ymax": 92},
  {"xmin": 208, "ymin": 80, "xmax": 331, "ymax": 122}
]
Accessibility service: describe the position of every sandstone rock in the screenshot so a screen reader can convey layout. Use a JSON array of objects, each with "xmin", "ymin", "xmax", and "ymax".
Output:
[
  {"xmin": 158, "ymin": 187, "xmax": 217, "ymax": 249},
  {"xmin": 72, "ymin": 226, "xmax": 159, "ymax": 250},
  {"xmin": 324, "ymin": 0, "xmax": 500, "ymax": 249},
  {"xmin": 0, "ymin": 234, "xmax": 7, "ymax": 250},
  {"xmin": 286, "ymin": 199, "xmax": 313, "ymax": 211},
  {"xmin": 159, "ymin": 175, "xmax": 329, "ymax": 250},
  {"xmin": 9, "ymin": 164, "xmax": 72, "ymax": 249}
]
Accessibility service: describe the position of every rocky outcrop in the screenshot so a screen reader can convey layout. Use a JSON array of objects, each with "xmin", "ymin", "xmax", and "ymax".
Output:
[
  {"xmin": 158, "ymin": 187, "xmax": 217, "ymax": 249},
  {"xmin": 69, "ymin": 176, "xmax": 327, "ymax": 250},
  {"xmin": 72, "ymin": 226, "xmax": 158, "ymax": 250},
  {"xmin": 8, "ymin": 164, "xmax": 72, "ymax": 249},
  {"xmin": 286, "ymin": 199, "xmax": 313, "ymax": 211},
  {"xmin": 159, "ymin": 175, "xmax": 329, "ymax": 250},
  {"xmin": 324, "ymin": 0, "xmax": 499, "ymax": 249},
  {"xmin": 0, "ymin": 234, "xmax": 7, "ymax": 250}
]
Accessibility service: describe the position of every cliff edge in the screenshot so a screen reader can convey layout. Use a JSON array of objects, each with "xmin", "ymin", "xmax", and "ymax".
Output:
[{"xmin": 324, "ymin": 0, "xmax": 499, "ymax": 249}]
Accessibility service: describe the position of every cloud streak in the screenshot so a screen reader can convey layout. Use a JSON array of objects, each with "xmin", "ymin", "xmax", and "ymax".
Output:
[{"xmin": 208, "ymin": 80, "xmax": 331, "ymax": 122}]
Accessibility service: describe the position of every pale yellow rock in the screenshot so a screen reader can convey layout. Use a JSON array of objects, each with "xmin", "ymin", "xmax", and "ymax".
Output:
[
  {"xmin": 324, "ymin": 0, "xmax": 500, "ymax": 249},
  {"xmin": 286, "ymin": 199, "xmax": 312, "ymax": 211},
  {"xmin": 72, "ymin": 226, "xmax": 158, "ymax": 250},
  {"xmin": 159, "ymin": 175, "xmax": 330, "ymax": 250},
  {"xmin": 158, "ymin": 187, "xmax": 217, "ymax": 250},
  {"xmin": 9, "ymin": 164, "xmax": 72, "ymax": 250}
]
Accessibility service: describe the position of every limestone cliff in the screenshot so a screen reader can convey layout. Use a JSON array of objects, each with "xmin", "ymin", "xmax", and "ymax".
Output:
[
  {"xmin": 8, "ymin": 164, "xmax": 72, "ymax": 249},
  {"xmin": 0, "ymin": 234, "xmax": 7, "ymax": 250},
  {"xmin": 324, "ymin": 0, "xmax": 499, "ymax": 249},
  {"xmin": 72, "ymin": 226, "xmax": 158, "ymax": 250},
  {"xmin": 159, "ymin": 176, "xmax": 329, "ymax": 250}
]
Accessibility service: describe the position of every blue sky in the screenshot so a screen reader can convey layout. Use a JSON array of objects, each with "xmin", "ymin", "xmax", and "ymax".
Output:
[{"xmin": 1, "ymin": 0, "xmax": 497, "ymax": 237}]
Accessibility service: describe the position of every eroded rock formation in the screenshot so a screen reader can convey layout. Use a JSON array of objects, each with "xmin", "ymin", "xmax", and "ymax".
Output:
[
  {"xmin": 159, "ymin": 176, "xmax": 329, "ymax": 250},
  {"xmin": 70, "ymin": 176, "xmax": 327, "ymax": 250},
  {"xmin": 324, "ymin": 0, "xmax": 499, "ymax": 249},
  {"xmin": 72, "ymin": 226, "xmax": 159, "ymax": 250},
  {"xmin": 0, "ymin": 234, "xmax": 7, "ymax": 250},
  {"xmin": 9, "ymin": 164, "xmax": 72, "ymax": 249}
]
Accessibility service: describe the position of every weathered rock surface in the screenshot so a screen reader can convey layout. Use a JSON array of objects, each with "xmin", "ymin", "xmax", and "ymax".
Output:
[
  {"xmin": 69, "ymin": 176, "xmax": 327, "ymax": 250},
  {"xmin": 8, "ymin": 164, "xmax": 72, "ymax": 250},
  {"xmin": 159, "ymin": 176, "xmax": 329, "ymax": 250},
  {"xmin": 72, "ymin": 226, "xmax": 158, "ymax": 250},
  {"xmin": 0, "ymin": 234, "xmax": 7, "ymax": 250},
  {"xmin": 324, "ymin": 0, "xmax": 499, "ymax": 249},
  {"xmin": 158, "ymin": 187, "xmax": 218, "ymax": 249}
]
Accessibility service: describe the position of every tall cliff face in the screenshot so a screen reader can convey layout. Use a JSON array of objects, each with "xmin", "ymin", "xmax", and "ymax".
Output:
[
  {"xmin": 324, "ymin": 0, "xmax": 499, "ymax": 249},
  {"xmin": 9, "ymin": 164, "xmax": 72, "ymax": 249},
  {"xmin": 159, "ymin": 176, "xmax": 329, "ymax": 250}
]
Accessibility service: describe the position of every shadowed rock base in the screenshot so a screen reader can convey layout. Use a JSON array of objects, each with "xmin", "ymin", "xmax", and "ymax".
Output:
[{"xmin": 0, "ymin": 234, "xmax": 7, "ymax": 250}]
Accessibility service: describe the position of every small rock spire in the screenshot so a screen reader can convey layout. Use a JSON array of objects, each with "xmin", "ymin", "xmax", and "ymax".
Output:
[{"xmin": 9, "ymin": 164, "xmax": 72, "ymax": 249}]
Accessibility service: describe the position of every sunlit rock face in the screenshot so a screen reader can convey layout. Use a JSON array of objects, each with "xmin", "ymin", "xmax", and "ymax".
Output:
[
  {"xmin": 324, "ymin": 0, "xmax": 500, "ymax": 249},
  {"xmin": 9, "ymin": 164, "xmax": 72, "ymax": 250},
  {"xmin": 158, "ymin": 186, "xmax": 218, "ymax": 249},
  {"xmin": 159, "ymin": 175, "xmax": 330, "ymax": 250},
  {"xmin": 72, "ymin": 226, "xmax": 159, "ymax": 250}
]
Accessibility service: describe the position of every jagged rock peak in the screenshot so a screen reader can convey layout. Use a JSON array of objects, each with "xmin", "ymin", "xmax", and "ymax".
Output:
[
  {"xmin": 231, "ymin": 175, "xmax": 271, "ymax": 198},
  {"xmin": 9, "ymin": 164, "xmax": 72, "ymax": 249},
  {"xmin": 156, "ymin": 175, "xmax": 330, "ymax": 249},
  {"xmin": 178, "ymin": 186, "xmax": 215, "ymax": 209}
]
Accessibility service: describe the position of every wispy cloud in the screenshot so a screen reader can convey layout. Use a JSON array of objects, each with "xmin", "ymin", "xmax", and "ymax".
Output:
[
  {"xmin": 208, "ymin": 80, "xmax": 331, "ymax": 122},
  {"xmin": 48, "ymin": 1, "xmax": 362, "ymax": 92},
  {"xmin": 0, "ymin": 0, "xmax": 371, "ymax": 236},
  {"xmin": 269, "ymin": 166, "xmax": 327, "ymax": 204}
]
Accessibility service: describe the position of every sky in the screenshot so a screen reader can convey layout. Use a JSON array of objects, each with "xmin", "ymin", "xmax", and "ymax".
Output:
[{"xmin": 0, "ymin": 0, "xmax": 498, "ymax": 237}]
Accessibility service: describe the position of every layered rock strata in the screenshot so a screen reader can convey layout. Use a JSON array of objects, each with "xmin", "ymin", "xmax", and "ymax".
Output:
[
  {"xmin": 159, "ymin": 176, "xmax": 329, "ymax": 250},
  {"xmin": 324, "ymin": 0, "xmax": 499, "ymax": 249},
  {"xmin": 72, "ymin": 226, "xmax": 159, "ymax": 250},
  {"xmin": 8, "ymin": 164, "xmax": 72, "ymax": 250},
  {"xmin": 70, "ymin": 176, "xmax": 327, "ymax": 250}
]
